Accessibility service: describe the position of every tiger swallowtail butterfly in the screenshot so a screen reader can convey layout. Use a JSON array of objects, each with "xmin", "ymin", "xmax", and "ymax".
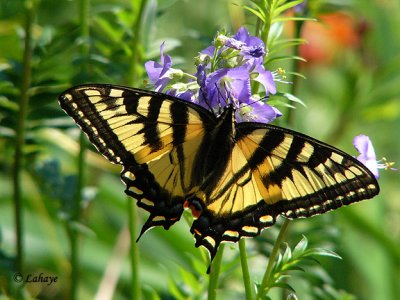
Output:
[{"xmin": 59, "ymin": 84, "xmax": 379, "ymax": 269}]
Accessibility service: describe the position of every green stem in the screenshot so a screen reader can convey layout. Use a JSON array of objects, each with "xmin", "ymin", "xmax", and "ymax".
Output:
[
  {"xmin": 239, "ymin": 239, "xmax": 253, "ymax": 300},
  {"xmin": 13, "ymin": 0, "xmax": 36, "ymax": 275},
  {"xmin": 252, "ymin": 2, "xmax": 273, "ymax": 94},
  {"xmin": 68, "ymin": 132, "xmax": 86, "ymax": 300},
  {"xmin": 285, "ymin": 19, "xmax": 304, "ymax": 125},
  {"xmin": 208, "ymin": 244, "xmax": 224, "ymax": 300},
  {"xmin": 68, "ymin": 1, "xmax": 90, "ymax": 299},
  {"xmin": 126, "ymin": 1, "xmax": 147, "ymax": 297},
  {"xmin": 128, "ymin": 198, "xmax": 141, "ymax": 299},
  {"xmin": 257, "ymin": 219, "xmax": 290, "ymax": 299},
  {"xmin": 127, "ymin": 0, "xmax": 148, "ymax": 86}
]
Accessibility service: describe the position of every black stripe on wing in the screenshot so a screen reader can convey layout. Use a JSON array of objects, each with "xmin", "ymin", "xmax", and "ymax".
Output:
[{"xmin": 59, "ymin": 85, "xmax": 136, "ymax": 164}]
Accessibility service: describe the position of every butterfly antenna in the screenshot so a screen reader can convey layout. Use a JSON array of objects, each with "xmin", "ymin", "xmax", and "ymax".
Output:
[
  {"xmin": 199, "ymin": 86, "xmax": 214, "ymax": 112},
  {"xmin": 216, "ymin": 82, "xmax": 231, "ymax": 115},
  {"xmin": 241, "ymin": 94, "xmax": 269, "ymax": 109}
]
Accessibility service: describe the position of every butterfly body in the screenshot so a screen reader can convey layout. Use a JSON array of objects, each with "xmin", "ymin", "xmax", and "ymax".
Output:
[{"xmin": 59, "ymin": 84, "xmax": 379, "ymax": 263}]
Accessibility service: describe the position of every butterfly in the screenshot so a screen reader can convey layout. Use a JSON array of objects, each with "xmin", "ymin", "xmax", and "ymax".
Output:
[{"xmin": 59, "ymin": 84, "xmax": 379, "ymax": 267}]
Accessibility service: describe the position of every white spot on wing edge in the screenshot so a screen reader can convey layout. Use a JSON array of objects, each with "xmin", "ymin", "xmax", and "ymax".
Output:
[
  {"xmin": 129, "ymin": 186, "xmax": 143, "ymax": 195},
  {"xmin": 152, "ymin": 216, "xmax": 166, "ymax": 222},
  {"xmin": 259, "ymin": 215, "xmax": 274, "ymax": 223},
  {"xmin": 109, "ymin": 88, "xmax": 124, "ymax": 97},
  {"xmin": 140, "ymin": 198, "xmax": 154, "ymax": 207},
  {"xmin": 83, "ymin": 89, "xmax": 101, "ymax": 96},
  {"xmin": 330, "ymin": 152, "xmax": 344, "ymax": 164},
  {"xmin": 241, "ymin": 226, "xmax": 258, "ymax": 234},
  {"xmin": 124, "ymin": 171, "xmax": 136, "ymax": 181},
  {"xmin": 63, "ymin": 93, "xmax": 73, "ymax": 101},
  {"xmin": 204, "ymin": 236, "xmax": 216, "ymax": 247},
  {"xmin": 223, "ymin": 230, "xmax": 239, "ymax": 238}
]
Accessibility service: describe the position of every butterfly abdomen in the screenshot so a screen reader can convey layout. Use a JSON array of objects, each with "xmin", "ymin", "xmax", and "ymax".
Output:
[{"xmin": 192, "ymin": 106, "xmax": 237, "ymax": 195}]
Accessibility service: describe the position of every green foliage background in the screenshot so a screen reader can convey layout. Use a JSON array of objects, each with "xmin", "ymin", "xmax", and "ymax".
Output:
[{"xmin": 0, "ymin": 0, "xmax": 399, "ymax": 299}]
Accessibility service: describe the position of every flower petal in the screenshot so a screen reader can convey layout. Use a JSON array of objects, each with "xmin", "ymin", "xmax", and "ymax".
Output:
[
  {"xmin": 145, "ymin": 60, "xmax": 163, "ymax": 83},
  {"xmin": 253, "ymin": 65, "xmax": 277, "ymax": 95},
  {"xmin": 145, "ymin": 42, "xmax": 173, "ymax": 88},
  {"xmin": 236, "ymin": 100, "xmax": 281, "ymax": 123},
  {"xmin": 353, "ymin": 135, "xmax": 379, "ymax": 178}
]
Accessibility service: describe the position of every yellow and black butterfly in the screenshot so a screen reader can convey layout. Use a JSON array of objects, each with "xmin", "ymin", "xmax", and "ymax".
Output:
[{"xmin": 59, "ymin": 84, "xmax": 379, "ymax": 264}]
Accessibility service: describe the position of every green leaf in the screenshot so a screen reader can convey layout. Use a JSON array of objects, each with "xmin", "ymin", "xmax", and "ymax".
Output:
[
  {"xmin": 282, "ymin": 244, "xmax": 292, "ymax": 262},
  {"xmin": 142, "ymin": 286, "xmax": 162, "ymax": 300},
  {"xmin": 168, "ymin": 275, "xmax": 187, "ymax": 300},
  {"xmin": 266, "ymin": 55, "xmax": 306, "ymax": 64},
  {"xmin": 271, "ymin": 281, "xmax": 296, "ymax": 293},
  {"xmin": 0, "ymin": 96, "xmax": 18, "ymax": 111},
  {"xmin": 282, "ymin": 93, "xmax": 306, "ymax": 106},
  {"xmin": 268, "ymin": 39, "xmax": 308, "ymax": 54},
  {"xmin": 285, "ymin": 265, "xmax": 305, "ymax": 272},
  {"xmin": 287, "ymin": 71, "xmax": 306, "ymax": 80},
  {"xmin": 306, "ymin": 248, "xmax": 342, "ymax": 260},
  {"xmin": 273, "ymin": 0, "xmax": 304, "ymax": 17},
  {"xmin": 273, "ymin": 16, "xmax": 316, "ymax": 24},
  {"xmin": 69, "ymin": 221, "xmax": 96, "ymax": 237},
  {"xmin": 271, "ymin": 92, "xmax": 306, "ymax": 107},
  {"xmin": 242, "ymin": 5, "xmax": 266, "ymax": 22},
  {"xmin": 293, "ymin": 236, "xmax": 308, "ymax": 256}
]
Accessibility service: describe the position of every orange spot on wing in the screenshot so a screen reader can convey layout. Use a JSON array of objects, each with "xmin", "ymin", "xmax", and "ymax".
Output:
[{"xmin": 184, "ymin": 199, "xmax": 202, "ymax": 219}]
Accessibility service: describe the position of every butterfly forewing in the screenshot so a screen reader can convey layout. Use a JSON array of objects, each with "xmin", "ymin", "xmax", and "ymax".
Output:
[
  {"xmin": 59, "ymin": 84, "xmax": 379, "ymax": 268},
  {"xmin": 59, "ymin": 84, "xmax": 216, "ymax": 231}
]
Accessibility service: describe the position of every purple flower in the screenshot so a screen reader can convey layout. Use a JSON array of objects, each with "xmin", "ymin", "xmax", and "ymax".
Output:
[
  {"xmin": 233, "ymin": 27, "xmax": 265, "ymax": 59},
  {"xmin": 222, "ymin": 37, "xmax": 246, "ymax": 51},
  {"xmin": 196, "ymin": 64, "xmax": 207, "ymax": 87},
  {"xmin": 145, "ymin": 42, "xmax": 173, "ymax": 92},
  {"xmin": 353, "ymin": 135, "xmax": 397, "ymax": 179},
  {"xmin": 253, "ymin": 64, "xmax": 277, "ymax": 95},
  {"xmin": 145, "ymin": 27, "xmax": 282, "ymax": 124},
  {"xmin": 294, "ymin": 1, "xmax": 307, "ymax": 14},
  {"xmin": 236, "ymin": 100, "xmax": 282, "ymax": 123},
  {"xmin": 167, "ymin": 87, "xmax": 196, "ymax": 102},
  {"xmin": 203, "ymin": 67, "xmax": 250, "ymax": 108},
  {"xmin": 197, "ymin": 28, "xmax": 279, "ymax": 122},
  {"xmin": 200, "ymin": 45, "xmax": 215, "ymax": 57},
  {"xmin": 353, "ymin": 135, "xmax": 379, "ymax": 178},
  {"xmin": 202, "ymin": 27, "xmax": 266, "ymax": 68},
  {"xmin": 197, "ymin": 65, "xmax": 280, "ymax": 123}
]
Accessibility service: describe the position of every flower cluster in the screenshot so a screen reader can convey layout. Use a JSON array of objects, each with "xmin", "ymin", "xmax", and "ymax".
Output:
[
  {"xmin": 145, "ymin": 27, "xmax": 282, "ymax": 123},
  {"xmin": 145, "ymin": 27, "xmax": 393, "ymax": 178}
]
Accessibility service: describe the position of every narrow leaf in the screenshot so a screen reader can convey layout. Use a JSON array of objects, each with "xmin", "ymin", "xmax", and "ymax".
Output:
[
  {"xmin": 243, "ymin": 5, "xmax": 266, "ymax": 22},
  {"xmin": 280, "ymin": 93, "xmax": 306, "ymax": 106},
  {"xmin": 273, "ymin": 17, "xmax": 317, "ymax": 24},
  {"xmin": 306, "ymin": 248, "xmax": 342, "ymax": 259},
  {"xmin": 282, "ymin": 244, "xmax": 292, "ymax": 262},
  {"xmin": 293, "ymin": 236, "xmax": 308, "ymax": 256},
  {"xmin": 271, "ymin": 281, "xmax": 296, "ymax": 293},
  {"xmin": 273, "ymin": 0, "xmax": 304, "ymax": 17}
]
